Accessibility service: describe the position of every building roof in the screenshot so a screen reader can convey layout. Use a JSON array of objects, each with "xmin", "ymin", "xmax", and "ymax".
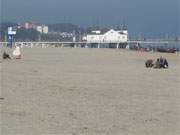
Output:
[{"xmin": 87, "ymin": 29, "xmax": 128, "ymax": 35}]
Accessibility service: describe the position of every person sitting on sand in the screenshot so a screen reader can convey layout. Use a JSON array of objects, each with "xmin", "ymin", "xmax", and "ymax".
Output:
[
  {"xmin": 154, "ymin": 58, "xmax": 160, "ymax": 68},
  {"xmin": 163, "ymin": 58, "xmax": 168, "ymax": 68},
  {"xmin": 12, "ymin": 46, "xmax": 22, "ymax": 59},
  {"xmin": 159, "ymin": 56, "xmax": 168, "ymax": 68},
  {"xmin": 3, "ymin": 52, "xmax": 11, "ymax": 59},
  {"xmin": 153, "ymin": 57, "xmax": 168, "ymax": 69}
]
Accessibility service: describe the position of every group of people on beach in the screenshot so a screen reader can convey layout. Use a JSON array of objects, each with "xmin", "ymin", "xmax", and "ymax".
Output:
[{"xmin": 145, "ymin": 57, "xmax": 168, "ymax": 69}]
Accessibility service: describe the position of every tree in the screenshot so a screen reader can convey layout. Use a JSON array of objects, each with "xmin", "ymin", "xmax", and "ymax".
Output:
[
  {"xmin": 49, "ymin": 23, "xmax": 81, "ymax": 33},
  {"xmin": 15, "ymin": 28, "xmax": 40, "ymax": 41}
]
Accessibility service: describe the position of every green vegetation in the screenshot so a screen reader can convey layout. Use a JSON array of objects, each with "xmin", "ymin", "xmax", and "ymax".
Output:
[
  {"xmin": 48, "ymin": 23, "xmax": 81, "ymax": 33},
  {"xmin": 15, "ymin": 28, "xmax": 40, "ymax": 41}
]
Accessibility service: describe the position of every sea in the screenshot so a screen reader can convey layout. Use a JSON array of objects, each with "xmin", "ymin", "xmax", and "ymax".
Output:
[
  {"xmin": 139, "ymin": 41, "xmax": 180, "ymax": 50},
  {"xmin": 88, "ymin": 41, "xmax": 180, "ymax": 50}
]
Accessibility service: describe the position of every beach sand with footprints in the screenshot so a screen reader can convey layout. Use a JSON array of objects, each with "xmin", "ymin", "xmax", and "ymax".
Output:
[{"xmin": 0, "ymin": 48, "xmax": 179, "ymax": 135}]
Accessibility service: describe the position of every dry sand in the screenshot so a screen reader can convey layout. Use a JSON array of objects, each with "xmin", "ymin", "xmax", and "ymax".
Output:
[{"xmin": 0, "ymin": 48, "xmax": 179, "ymax": 135}]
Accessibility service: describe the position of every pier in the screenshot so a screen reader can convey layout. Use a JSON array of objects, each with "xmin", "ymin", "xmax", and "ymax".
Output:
[{"xmin": 0, "ymin": 40, "xmax": 179, "ymax": 49}]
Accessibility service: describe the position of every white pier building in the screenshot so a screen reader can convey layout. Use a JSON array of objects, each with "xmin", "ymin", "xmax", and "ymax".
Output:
[{"xmin": 83, "ymin": 29, "xmax": 128, "ymax": 43}]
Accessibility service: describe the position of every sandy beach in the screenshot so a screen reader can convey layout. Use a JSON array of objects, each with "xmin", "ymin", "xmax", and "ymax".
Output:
[{"xmin": 0, "ymin": 48, "xmax": 179, "ymax": 135}]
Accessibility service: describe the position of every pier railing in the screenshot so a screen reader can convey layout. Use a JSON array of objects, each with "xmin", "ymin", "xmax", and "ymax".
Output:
[{"xmin": 0, "ymin": 40, "xmax": 179, "ymax": 48}]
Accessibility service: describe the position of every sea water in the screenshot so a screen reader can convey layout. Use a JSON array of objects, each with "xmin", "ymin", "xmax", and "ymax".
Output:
[{"xmin": 140, "ymin": 41, "xmax": 180, "ymax": 50}]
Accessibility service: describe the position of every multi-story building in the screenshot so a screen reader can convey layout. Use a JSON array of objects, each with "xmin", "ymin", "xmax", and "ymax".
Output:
[
  {"xmin": 42, "ymin": 26, "xmax": 48, "ymax": 34},
  {"xmin": 22, "ymin": 22, "xmax": 40, "ymax": 29},
  {"xmin": 19, "ymin": 22, "xmax": 48, "ymax": 34},
  {"xmin": 36, "ymin": 25, "xmax": 49, "ymax": 34}
]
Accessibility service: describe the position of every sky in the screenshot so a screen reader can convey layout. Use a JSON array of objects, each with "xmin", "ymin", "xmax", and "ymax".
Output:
[{"xmin": 0, "ymin": 0, "xmax": 179, "ymax": 37}]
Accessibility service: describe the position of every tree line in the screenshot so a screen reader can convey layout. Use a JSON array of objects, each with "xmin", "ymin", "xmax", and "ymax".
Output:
[{"xmin": 0, "ymin": 22, "xmax": 83, "ymax": 41}]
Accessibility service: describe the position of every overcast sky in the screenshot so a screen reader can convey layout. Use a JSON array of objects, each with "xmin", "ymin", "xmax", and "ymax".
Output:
[{"xmin": 1, "ymin": 0, "xmax": 179, "ymax": 37}]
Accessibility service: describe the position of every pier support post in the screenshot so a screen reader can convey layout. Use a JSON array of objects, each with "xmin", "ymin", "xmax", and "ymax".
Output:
[
  {"xmin": 126, "ymin": 44, "xmax": 130, "ymax": 50},
  {"xmin": 42, "ymin": 43, "xmax": 45, "ymax": 48},
  {"xmin": 85, "ymin": 44, "xmax": 88, "ymax": 48},
  {"xmin": 30, "ymin": 43, "xmax": 34, "ymax": 48},
  {"xmin": 61, "ymin": 44, "xmax": 64, "ymax": 48},
  {"xmin": 98, "ymin": 43, "xmax": 100, "ymax": 48},
  {"xmin": 116, "ymin": 43, "xmax": 119, "ymax": 49}
]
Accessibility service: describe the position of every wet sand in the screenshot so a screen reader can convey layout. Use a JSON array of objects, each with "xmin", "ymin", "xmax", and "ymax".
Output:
[{"xmin": 0, "ymin": 48, "xmax": 179, "ymax": 135}]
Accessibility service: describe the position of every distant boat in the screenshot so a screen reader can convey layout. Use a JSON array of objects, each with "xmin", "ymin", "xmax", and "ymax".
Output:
[{"xmin": 157, "ymin": 48, "xmax": 177, "ymax": 53}]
